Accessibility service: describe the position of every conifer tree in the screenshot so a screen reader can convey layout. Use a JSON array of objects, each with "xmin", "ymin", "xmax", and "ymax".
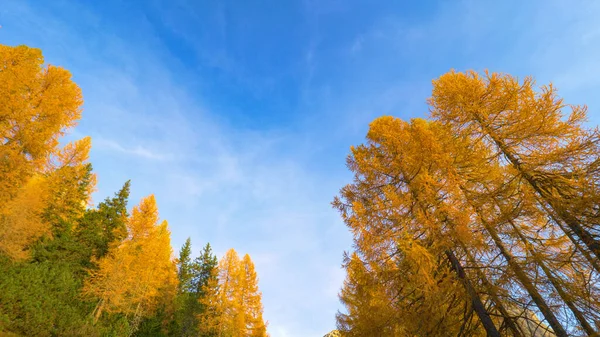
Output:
[
  {"xmin": 430, "ymin": 70, "xmax": 600, "ymax": 263},
  {"xmin": 83, "ymin": 195, "xmax": 178, "ymax": 334},
  {"xmin": 173, "ymin": 237, "xmax": 198, "ymax": 337},
  {"xmin": 0, "ymin": 44, "xmax": 82, "ymax": 205},
  {"xmin": 335, "ymin": 83, "xmax": 600, "ymax": 336},
  {"xmin": 199, "ymin": 249, "xmax": 268, "ymax": 337},
  {"xmin": 75, "ymin": 181, "xmax": 130, "ymax": 264},
  {"xmin": 194, "ymin": 243, "xmax": 219, "ymax": 300},
  {"xmin": 240, "ymin": 254, "xmax": 268, "ymax": 337},
  {"xmin": 178, "ymin": 238, "xmax": 194, "ymax": 293}
]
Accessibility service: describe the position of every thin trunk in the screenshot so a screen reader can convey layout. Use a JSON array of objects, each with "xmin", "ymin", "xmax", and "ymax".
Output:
[
  {"xmin": 445, "ymin": 249, "xmax": 501, "ymax": 337},
  {"xmin": 127, "ymin": 302, "xmax": 144, "ymax": 337},
  {"xmin": 413, "ymin": 198, "xmax": 501, "ymax": 337},
  {"xmin": 539, "ymin": 201, "xmax": 600, "ymax": 274},
  {"xmin": 506, "ymin": 218, "xmax": 598, "ymax": 336},
  {"xmin": 462, "ymin": 245, "xmax": 525, "ymax": 337},
  {"xmin": 475, "ymin": 209, "xmax": 568, "ymax": 337},
  {"xmin": 93, "ymin": 298, "xmax": 105, "ymax": 324},
  {"xmin": 472, "ymin": 113, "xmax": 600, "ymax": 260}
]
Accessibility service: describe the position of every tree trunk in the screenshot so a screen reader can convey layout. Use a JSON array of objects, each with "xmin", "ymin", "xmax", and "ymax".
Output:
[
  {"xmin": 462, "ymin": 245, "xmax": 526, "ymax": 337},
  {"xmin": 540, "ymin": 202, "xmax": 600, "ymax": 274},
  {"xmin": 412, "ymin": 195, "xmax": 501, "ymax": 337},
  {"xmin": 445, "ymin": 249, "xmax": 501, "ymax": 337},
  {"xmin": 93, "ymin": 298, "xmax": 105, "ymax": 324},
  {"xmin": 505, "ymin": 218, "xmax": 598, "ymax": 336},
  {"xmin": 475, "ymin": 209, "xmax": 569, "ymax": 337},
  {"xmin": 472, "ymin": 114, "xmax": 600, "ymax": 261}
]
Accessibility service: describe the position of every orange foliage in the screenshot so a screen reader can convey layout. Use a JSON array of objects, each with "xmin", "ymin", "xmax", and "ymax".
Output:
[{"xmin": 83, "ymin": 195, "xmax": 178, "ymax": 324}]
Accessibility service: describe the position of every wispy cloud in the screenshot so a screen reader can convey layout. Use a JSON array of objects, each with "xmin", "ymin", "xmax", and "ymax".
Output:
[{"xmin": 94, "ymin": 138, "xmax": 168, "ymax": 160}]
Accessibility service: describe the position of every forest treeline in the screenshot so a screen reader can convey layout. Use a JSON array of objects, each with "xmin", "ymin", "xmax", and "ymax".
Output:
[
  {"xmin": 334, "ymin": 71, "xmax": 600, "ymax": 336},
  {"xmin": 0, "ymin": 44, "xmax": 268, "ymax": 336}
]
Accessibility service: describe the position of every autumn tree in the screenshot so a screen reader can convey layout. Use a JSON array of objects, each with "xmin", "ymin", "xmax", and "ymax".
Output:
[
  {"xmin": 0, "ymin": 44, "xmax": 90, "ymax": 260},
  {"xmin": 199, "ymin": 249, "xmax": 268, "ymax": 337},
  {"xmin": 430, "ymin": 71, "xmax": 600, "ymax": 335},
  {"xmin": 0, "ymin": 44, "xmax": 82, "ymax": 202},
  {"xmin": 83, "ymin": 195, "xmax": 178, "ymax": 334},
  {"xmin": 240, "ymin": 254, "xmax": 268, "ymax": 337},
  {"xmin": 334, "ymin": 71, "xmax": 600, "ymax": 336},
  {"xmin": 0, "ymin": 43, "xmax": 242, "ymax": 337},
  {"xmin": 334, "ymin": 118, "xmax": 495, "ymax": 336},
  {"xmin": 430, "ymin": 70, "xmax": 600, "ymax": 264}
]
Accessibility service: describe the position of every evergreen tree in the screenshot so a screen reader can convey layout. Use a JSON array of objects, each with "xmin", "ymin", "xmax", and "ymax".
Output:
[
  {"xmin": 76, "ymin": 181, "xmax": 130, "ymax": 263},
  {"xmin": 178, "ymin": 238, "xmax": 194, "ymax": 293},
  {"xmin": 172, "ymin": 237, "xmax": 197, "ymax": 337},
  {"xmin": 83, "ymin": 195, "xmax": 178, "ymax": 334},
  {"xmin": 0, "ymin": 43, "xmax": 271, "ymax": 336},
  {"xmin": 193, "ymin": 243, "xmax": 219, "ymax": 301}
]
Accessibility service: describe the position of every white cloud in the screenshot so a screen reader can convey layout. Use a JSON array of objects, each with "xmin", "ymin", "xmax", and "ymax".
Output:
[{"xmin": 94, "ymin": 138, "xmax": 168, "ymax": 160}]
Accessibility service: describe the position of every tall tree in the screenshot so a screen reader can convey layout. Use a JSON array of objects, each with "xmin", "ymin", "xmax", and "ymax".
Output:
[
  {"xmin": 217, "ymin": 249, "xmax": 243, "ymax": 337},
  {"xmin": 0, "ymin": 44, "xmax": 82, "ymax": 204},
  {"xmin": 240, "ymin": 254, "xmax": 268, "ymax": 337},
  {"xmin": 75, "ymin": 181, "xmax": 130, "ymax": 265},
  {"xmin": 0, "ymin": 44, "xmax": 92, "ymax": 261},
  {"xmin": 173, "ymin": 237, "xmax": 198, "ymax": 337},
  {"xmin": 83, "ymin": 195, "xmax": 178, "ymax": 334},
  {"xmin": 193, "ymin": 243, "xmax": 219, "ymax": 300},
  {"xmin": 334, "ymin": 118, "xmax": 497, "ymax": 336},
  {"xmin": 199, "ymin": 249, "xmax": 268, "ymax": 337},
  {"xmin": 196, "ymin": 244, "xmax": 221, "ymax": 337},
  {"xmin": 430, "ymin": 70, "xmax": 600, "ymax": 262},
  {"xmin": 430, "ymin": 70, "xmax": 600, "ymax": 335},
  {"xmin": 335, "ymin": 95, "xmax": 600, "ymax": 336},
  {"xmin": 178, "ymin": 238, "xmax": 194, "ymax": 294}
]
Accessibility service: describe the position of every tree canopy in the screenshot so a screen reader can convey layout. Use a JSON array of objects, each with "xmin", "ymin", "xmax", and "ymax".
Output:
[{"xmin": 334, "ymin": 71, "xmax": 600, "ymax": 337}]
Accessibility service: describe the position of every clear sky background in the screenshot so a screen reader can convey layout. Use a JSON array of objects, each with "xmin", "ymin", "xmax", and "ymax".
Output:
[{"xmin": 1, "ymin": 1, "xmax": 599, "ymax": 336}]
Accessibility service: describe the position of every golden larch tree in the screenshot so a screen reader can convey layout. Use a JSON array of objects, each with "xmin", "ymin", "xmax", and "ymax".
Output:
[
  {"xmin": 334, "ymin": 71, "xmax": 600, "ymax": 336},
  {"xmin": 201, "ymin": 249, "xmax": 268, "ymax": 337},
  {"xmin": 83, "ymin": 195, "xmax": 178, "ymax": 331},
  {"xmin": 0, "ymin": 44, "xmax": 88, "ymax": 260},
  {"xmin": 240, "ymin": 254, "xmax": 268, "ymax": 337},
  {"xmin": 0, "ymin": 44, "xmax": 82, "ymax": 203}
]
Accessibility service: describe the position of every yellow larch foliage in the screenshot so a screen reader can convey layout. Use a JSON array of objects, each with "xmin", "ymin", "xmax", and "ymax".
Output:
[
  {"xmin": 200, "ymin": 249, "xmax": 268, "ymax": 337},
  {"xmin": 44, "ymin": 137, "xmax": 96, "ymax": 223},
  {"xmin": 0, "ymin": 44, "xmax": 90, "ymax": 259},
  {"xmin": 0, "ymin": 137, "xmax": 93, "ymax": 260},
  {"xmin": 334, "ymin": 117, "xmax": 492, "ymax": 336},
  {"xmin": 0, "ymin": 44, "xmax": 82, "ymax": 204},
  {"xmin": 240, "ymin": 254, "xmax": 268, "ymax": 337},
  {"xmin": 335, "ymin": 71, "xmax": 600, "ymax": 336},
  {"xmin": 197, "ymin": 267, "xmax": 223, "ymax": 336},
  {"xmin": 83, "ymin": 195, "xmax": 178, "ymax": 326},
  {"xmin": 430, "ymin": 70, "xmax": 600, "ymax": 260},
  {"xmin": 0, "ymin": 175, "xmax": 50, "ymax": 260},
  {"xmin": 216, "ymin": 248, "xmax": 243, "ymax": 337}
]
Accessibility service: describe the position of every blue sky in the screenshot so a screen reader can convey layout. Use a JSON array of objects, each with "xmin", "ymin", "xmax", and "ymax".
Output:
[{"xmin": 1, "ymin": 1, "xmax": 599, "ymax": 336}]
